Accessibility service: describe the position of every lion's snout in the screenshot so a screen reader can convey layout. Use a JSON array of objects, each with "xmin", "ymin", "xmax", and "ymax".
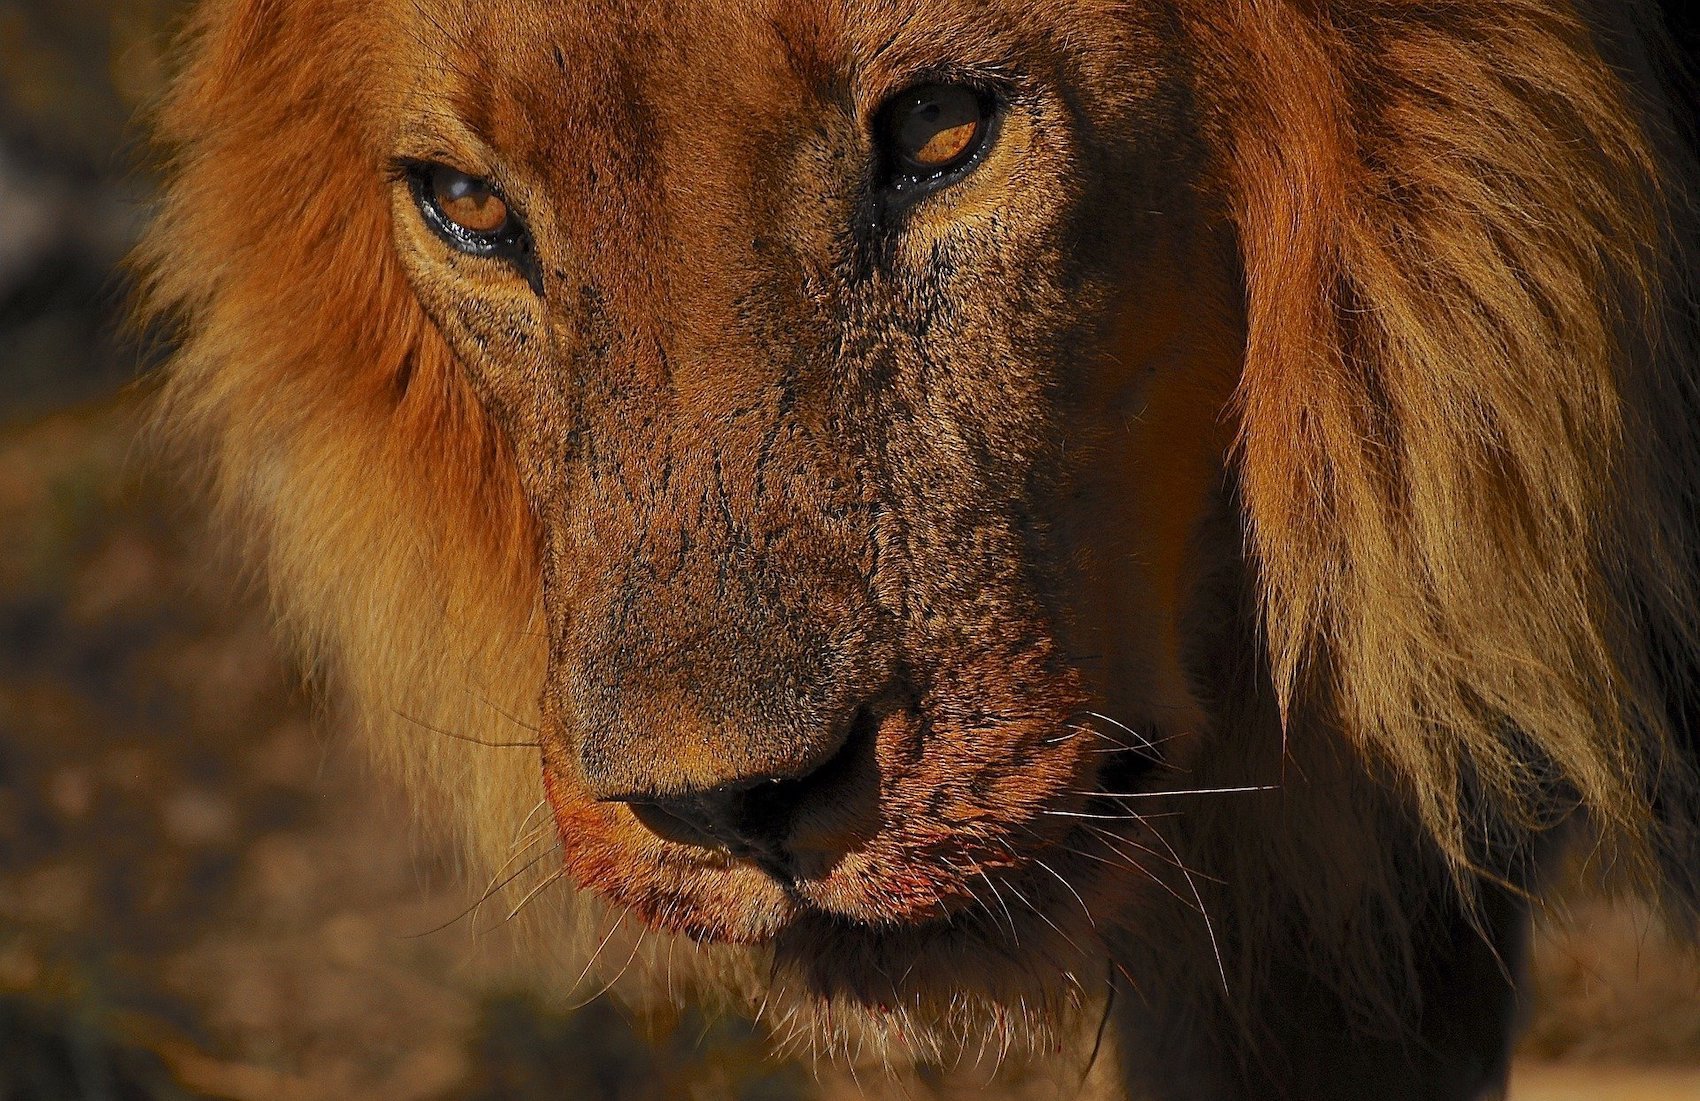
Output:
[
  {"xmin": 553, "ymin": 491, "xmax": 900, "ymax": 876},
  {"xmin": 563, "ymin": 629, "xmax": 895, "ymax": 796},
  {"xmin": 615, "ymin": 698, "xmax": 888, "ymax": 877}
]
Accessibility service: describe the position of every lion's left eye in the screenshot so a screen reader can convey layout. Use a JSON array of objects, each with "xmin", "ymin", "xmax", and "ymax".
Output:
[
  {"xmin": 876, "ymin": 83, "xmax": 996, "ymax": 196},
  {"xmin": 405, "ymin": 162, "xmax": 533, "ymax": 262}
]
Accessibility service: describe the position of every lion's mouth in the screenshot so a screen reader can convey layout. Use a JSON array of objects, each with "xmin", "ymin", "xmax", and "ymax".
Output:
[
  {"xmin": 545, "ymin": 686, "xmax": 1174, "ymax": 971},
  {"xmin": 756, "ymin": 721, "xmax": 1170, "ymax": 1020}
]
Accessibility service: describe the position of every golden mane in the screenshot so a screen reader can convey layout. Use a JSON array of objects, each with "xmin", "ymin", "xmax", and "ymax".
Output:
[
  {"xmin": 141, "ymin": 0, "xmax": 1700, "ymax": 1087},
  {"xmin": 1186, "ymin": 1, "xmax": 1700, "ymax": 902},
  {"xmin": 142, "ymin": 0, "xmax": 548, "ymax": 877}
]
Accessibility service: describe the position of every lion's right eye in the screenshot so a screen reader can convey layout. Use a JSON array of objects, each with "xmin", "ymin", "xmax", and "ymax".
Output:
[
  {"xmin": 404, "ymin": 161, "xmax": 534, "ymax": 266},
  {"xmin": 875, "ymin": 83, "xmax": 997, "ymax": 201}
]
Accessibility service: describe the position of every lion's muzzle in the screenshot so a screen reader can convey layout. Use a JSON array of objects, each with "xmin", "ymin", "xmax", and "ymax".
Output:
[{"xmin": 543, "ymin": 386, "xmax": 906, "ymax": 880}]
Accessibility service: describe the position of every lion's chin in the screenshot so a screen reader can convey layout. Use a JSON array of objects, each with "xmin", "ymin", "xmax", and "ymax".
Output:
[
  {"xmin": 669, "ymin": 858, "xmax": 1118, "ymax": 1039},
  {"xmin": 549, "ymin": 798, "xmax": 1138, "ymax": 1066},
  {"xmin": 564, "ymin": 837, "xmax": 1117, "ymax": 1025},
  {"xmin": 743, "ymin": 909, "xmax": 1109, "ymax": 1067},
  {"xmin": 544, "ymin": 709, "xmax": 1151, "ymax": 1055}
]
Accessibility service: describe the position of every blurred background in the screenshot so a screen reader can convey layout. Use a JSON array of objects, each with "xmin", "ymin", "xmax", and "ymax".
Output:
[{"xmin": 1, "ymin": 1, "xmax": 1698, "ymax": 1098}]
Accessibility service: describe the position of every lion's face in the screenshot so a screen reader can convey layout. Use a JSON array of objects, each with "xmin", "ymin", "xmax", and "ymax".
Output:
[
  {"xmin": 384, "ymin": 0, "xmax": 1241, "ymax": 1010},
  {"xmin": 151, "ymin": 0, "xmax": 1700, "ymax": 1083}
]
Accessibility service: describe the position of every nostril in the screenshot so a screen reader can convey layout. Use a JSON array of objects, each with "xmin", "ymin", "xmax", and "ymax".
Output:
[
  {"xmin": 619, "ymin": 698, "xmax": 888, "ymax": 873},
  {"xmin": 622, "ymin": 782, "xmax": 799, "ymax": 860},
  {"xmin": 625, "ymin": 797, "xmax": 730, "ymax": 851},
  {"xmin": 745, "ymin": 699, "xmax": 880, "ymax": 825}
]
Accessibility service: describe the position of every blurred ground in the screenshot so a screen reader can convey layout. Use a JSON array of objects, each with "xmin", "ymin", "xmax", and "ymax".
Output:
[
  {"xmin": 0, "ymin": 401, "xmax": 822, "ymax": 1100},
  {"xmin": 1, "ymin": 0, "xmax": 1699, "ymax": 1098}
]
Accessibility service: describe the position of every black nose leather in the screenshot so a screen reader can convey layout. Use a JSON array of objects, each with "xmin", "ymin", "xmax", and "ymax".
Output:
[
  {"xmin": 614, "ymin": 701, "xmax": 886, "ymax": 877},
  {"xmin": 630, "ymin": 786, "xmax": 795, "ymax": 864}
]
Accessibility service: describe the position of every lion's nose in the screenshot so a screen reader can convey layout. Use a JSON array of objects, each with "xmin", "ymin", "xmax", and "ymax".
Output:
[
  {"xmin": 627, "ymin": 787, "xmax": 796, "ymax": 866},
  {"xmin": 604, "ymin": 701, "xmax": 883, "ymax": 877}
]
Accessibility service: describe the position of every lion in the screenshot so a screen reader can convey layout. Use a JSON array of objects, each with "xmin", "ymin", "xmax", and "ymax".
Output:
[{"xmin": 141, "ymin": 0, "xmax": 1700, "ymax": 1096}]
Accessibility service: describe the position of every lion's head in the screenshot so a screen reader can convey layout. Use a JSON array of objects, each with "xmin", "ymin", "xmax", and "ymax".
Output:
[{"xmin": 144, "ymin": 0, "xmax": 1700, "ymax": 1094}]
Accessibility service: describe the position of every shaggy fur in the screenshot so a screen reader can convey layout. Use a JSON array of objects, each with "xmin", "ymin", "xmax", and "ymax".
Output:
[{"xmin": 143, "ymin": 1, "xmax": 1700, "ymax": 1097}]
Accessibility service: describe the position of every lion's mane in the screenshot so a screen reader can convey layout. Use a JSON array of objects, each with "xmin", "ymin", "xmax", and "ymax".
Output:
[{"xmin": 1187, "ymin": 1, "xmax": 1700, "ymax": 900}]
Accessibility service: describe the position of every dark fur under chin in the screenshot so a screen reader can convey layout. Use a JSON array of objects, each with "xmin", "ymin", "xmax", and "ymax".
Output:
[
  {"xmin": 757, "ymin": 921, "xmax": 1109, "ymax": 1068},
  {"xmin": 1096, "ymin": 806, "xmax": 1531, "ymax": 1101}
]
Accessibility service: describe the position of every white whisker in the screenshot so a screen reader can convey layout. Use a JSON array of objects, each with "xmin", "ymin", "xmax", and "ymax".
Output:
[
  {"xmin": 1081, "ymin": 710, "xmax": 1157, "ymax": 752},
  {"xmin": 1146, "ymin": 826, "xmax": 1229, "ymax": 995},
  {"xmin": 1096, "ymin": 784, "xmax": 1278, "ymax": 799}
]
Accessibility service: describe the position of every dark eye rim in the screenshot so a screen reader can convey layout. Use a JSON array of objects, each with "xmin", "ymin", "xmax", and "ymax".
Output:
[
  {"xmin": 875, "ymin": 82, "xmax": 1005, "ymax": 203},
  {"xmin": 395, "ymin": 158, "xmax": 536, "ymax": 263}
]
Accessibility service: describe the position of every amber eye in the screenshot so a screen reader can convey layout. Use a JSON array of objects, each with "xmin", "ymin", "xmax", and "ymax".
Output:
[
  {"xmin": 432, "ymin": 166, "xmax": 510, "ymax": 233},
  {"xmin": 405, "ymin": 161, "xmax": 533, "ymax": 265},
  {"xmin": 877, "ymin": 83, "xmax": 994, "ymax": 187}
]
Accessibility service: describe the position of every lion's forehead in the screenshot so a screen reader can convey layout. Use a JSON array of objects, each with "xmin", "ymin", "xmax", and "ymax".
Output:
[{"xmin": 379, "ymin": 0, "xmax": 1151, "ymax": 181}]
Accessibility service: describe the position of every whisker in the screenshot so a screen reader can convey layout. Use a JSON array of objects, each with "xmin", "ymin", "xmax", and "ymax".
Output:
[
  {"xmin": 940, "ymin": 852, "xmax": 1018, "ymax": 943},
  {"xmin": 571, "ymin": 916, "xmax": 650, "ymax": 1010},
  {"xmin": 402, "ymin": 845, "xmax": 552, "ymax": 939},
  {"xmin": 1090, "ymin": 784, "xmax": 1279, "ymax": 799},
  {"xmin": 392, "ymin": 707, "xmax": 540, "ymax": 749},
  {"xmin": 1079, "ymin": 710, "xmax": 1157, "ymax": 753},
  {"xmin": 1065, "ymin": 801, "xmax": 1228, "ymax": 889},
  {"xmin": 514, "ymin": 797, "xmax": 552, "ymax": 840},
  {"xmin": 1063, "ymin": 719, "xmax": 1193, "ymax": 765},
  {"xmin": 500, "ymin": 866, "xmax": 566, "ymax": 926},
  {"xmin": 1030, "ymin": 855, "xmax": 1096, "ymax": 930},
  {"xmin": 463, "ymin": 686, "xmax": 544, "ymax": 734},
  {"xmin": 1109, "ymin": 831, "xmax": 1227, "ymax": 886},
  {"xmin": 479, "ymin": 827, "xmax": 553, "ymax": 894},
  {"xmin": 996, "ymin": 860, "xmax": 1091, "ymax": 967},
  {"xmin": 1082, "ymin": 731, "xmax": 1188, "ymax": 754},
  {"xmin": 1145, "ymin": 826, "xmax": 1229, "ymax": 995},
  {"xmin": 566, "ymin": 904, "xmax": 634, "ymax": 1004},
  {"xmin": 1078, "ymin": 826, "xmax": 1199, "ymax": 910}
]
